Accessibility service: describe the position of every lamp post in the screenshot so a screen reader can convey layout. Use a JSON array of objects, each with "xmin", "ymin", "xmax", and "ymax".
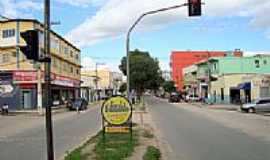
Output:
[{"xmin": 126, "ymin": 3, "xmax": 189, "ymax": 99}]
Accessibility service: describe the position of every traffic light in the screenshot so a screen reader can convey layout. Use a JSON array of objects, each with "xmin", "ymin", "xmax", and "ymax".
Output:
[
  {"xmin": 188, "ymin": 0, "xmax": 202, "ymax": 17},
  {"xmin": 20, "ymin": 30, "xmax": 39, "ymax": 61}
]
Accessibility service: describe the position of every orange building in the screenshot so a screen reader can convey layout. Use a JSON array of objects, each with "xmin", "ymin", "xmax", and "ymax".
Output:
[{"xmin": 170, "ymin": 50, "xmax": 243, "ymax": 91}]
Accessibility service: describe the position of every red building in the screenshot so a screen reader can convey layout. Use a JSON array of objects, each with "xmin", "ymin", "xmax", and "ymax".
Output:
[{"xmin": 170, "ymin": 50, "xmax": 243, "ymax": 91}]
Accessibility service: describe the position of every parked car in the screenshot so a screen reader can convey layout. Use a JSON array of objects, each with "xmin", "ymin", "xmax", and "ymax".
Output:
[
  {"xmin": 241, "ymin": 98, "xmax": 270, "ymax": 113},
  {"xmin": 186, "ymin": 95, "xmax": 200, "ymax": 102},
  {"xmin": 169, "ymin": 92, "xmax": 181, "ymax": 103},
  {"xmin": 67, "ymin": 98, "xmax": 88, "ymax": 111}
]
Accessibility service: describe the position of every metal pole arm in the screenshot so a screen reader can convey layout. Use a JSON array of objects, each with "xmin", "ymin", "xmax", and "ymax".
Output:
[
  {"xmin": 126, "ymin": 3, "xmax": 189, "ymax": 97},
  {"xmin": 127, "ymin": 3, "xmax": 188, "ymax": 37}
]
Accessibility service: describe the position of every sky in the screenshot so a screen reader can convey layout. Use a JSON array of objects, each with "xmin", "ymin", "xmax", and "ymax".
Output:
[{"xmin": 1, "ymin": 0, "xmax": 270, "ymax": 72}]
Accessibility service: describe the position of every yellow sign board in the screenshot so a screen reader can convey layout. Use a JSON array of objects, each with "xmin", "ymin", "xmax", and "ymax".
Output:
[
  {"xmin": 102, "ymin": 96, "xmax": 132, "ymax": 125},
  {"xmin": 105, "ymin": 126, "xmax": 130, "ymax": 133}
]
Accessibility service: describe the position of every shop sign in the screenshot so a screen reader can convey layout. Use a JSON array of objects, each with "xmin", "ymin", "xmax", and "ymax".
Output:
[
  {"xmin": 13, "ymin": 71, "xmax": 37, "ymax": 81},
  {"xmin": 0, "ymin": 72, "xmax": 14, "ymax": 96},
  {"xmin": 105, "ymin": 126, "xmax": 130, "ymax": 133},
  {"xmin": 102, "ymin": 96, "xmax": 132, "ymax": 125}
]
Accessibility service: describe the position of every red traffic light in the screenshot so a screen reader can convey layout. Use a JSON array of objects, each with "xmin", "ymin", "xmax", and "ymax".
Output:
[{"xmin": 188, "ymin": 0, "xmax": 202, "ymax": 17}]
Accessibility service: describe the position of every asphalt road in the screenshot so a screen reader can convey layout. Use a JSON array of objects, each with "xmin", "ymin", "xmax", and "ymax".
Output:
[
  {"xmin": 148, "ymin": 97, "xmax": 270, "ymax": 160},
  {"xmin": 0, "ymin": 105, "xmax": 101, "ymax": 160}
]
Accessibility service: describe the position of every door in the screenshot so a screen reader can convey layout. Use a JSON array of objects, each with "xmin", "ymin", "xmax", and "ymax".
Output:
[
  {"xmin": 22, "ymin": 91, "xmax": 32, "ymax": 109},
  {"xmin": 255, "ymin": 100, "xmax": 269, "ymax": 112}
]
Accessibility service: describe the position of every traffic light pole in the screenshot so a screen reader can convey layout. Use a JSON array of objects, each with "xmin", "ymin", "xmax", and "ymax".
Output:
[
  {"xmin": 126, "ymin": 3, "xmax": 188, "ymax": 98},
  {"xmin": 44, "ymin": 0, "xmax": 54, "ymax": 160}
]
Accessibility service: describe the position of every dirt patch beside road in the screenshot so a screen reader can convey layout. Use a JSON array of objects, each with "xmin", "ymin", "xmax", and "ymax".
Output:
[{"xmin": 174, "ymin": 103, "xmax": 270, "ymax": 142}]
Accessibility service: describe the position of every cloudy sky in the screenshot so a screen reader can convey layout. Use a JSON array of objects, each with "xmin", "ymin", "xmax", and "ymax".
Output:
[{"xmin": 1, "ymin": 0, "xmax": 270, "ymax": 71}]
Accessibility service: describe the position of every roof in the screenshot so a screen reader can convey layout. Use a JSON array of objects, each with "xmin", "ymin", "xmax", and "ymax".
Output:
[{"xmin": 0, "ymin": 19, "xmax": 80, "ymax": 52}]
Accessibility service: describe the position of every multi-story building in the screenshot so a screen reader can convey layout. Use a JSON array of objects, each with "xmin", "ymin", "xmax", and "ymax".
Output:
[
  {"xmin": 183, "ymin": 65, "xmax": 198, "ymax": 96},
  {"xmin": 196, "ymin": 55, "xmax": 270, "ymax": 104},
  {"xmin": 81, "ymin": 69, "xmax": 123, "ymax": 99},
  {"xmin": 0, "ymin": 19, "xmax": 81, "ymax": 110},
  {"xmin": 170, "ymin": 50, "xmax": 243, "ymax": 91}
]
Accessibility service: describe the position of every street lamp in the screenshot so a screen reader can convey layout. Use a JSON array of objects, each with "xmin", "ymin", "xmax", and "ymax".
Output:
[{"xmin": 126, "ymin": 2, "xmax": 203, "ymax": 99}]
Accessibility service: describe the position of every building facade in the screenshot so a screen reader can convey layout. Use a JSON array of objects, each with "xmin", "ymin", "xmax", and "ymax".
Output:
[
  {"xmin": 197, "ymin": 55, "xmax": 270, "ymax": 104},
  {"xmin": 183, "ymin": 65, "xmax": 198, "ymax": 96},
  {"xmin": 170, "ymin": 50, "xmax": 243, "ymax": 91},
  {"xmin": 81, "ymin": 69, "xmax": 123, "ymax": 99},
  {"xmin": 0, "ymin": 19, "xmax": 81, "ymax": 110}
]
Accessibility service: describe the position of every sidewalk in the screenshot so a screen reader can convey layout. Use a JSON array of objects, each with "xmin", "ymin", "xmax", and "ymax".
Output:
[
  {"xmin": 190, "ymin": 102, "xmax": 240, "ymax": 111},
  {"xmin": 1, "ymin": 101, "xmax": 102, "ymax": 116}
]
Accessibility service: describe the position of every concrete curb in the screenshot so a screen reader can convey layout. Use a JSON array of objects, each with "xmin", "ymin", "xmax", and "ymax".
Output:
[{"xmin": 58, "ymin": 127, "xmax": 102, "ymax": 160}]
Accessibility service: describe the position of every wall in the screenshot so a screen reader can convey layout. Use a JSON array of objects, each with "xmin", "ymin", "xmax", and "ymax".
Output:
[{"xmin": 170, "ymin": 50, "xmax": 242, "ymax": 90}]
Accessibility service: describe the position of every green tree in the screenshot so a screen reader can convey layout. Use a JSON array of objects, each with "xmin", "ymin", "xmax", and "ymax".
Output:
[
  {"xmin": 162, "ymin": 81, "xmax": 176, "ymax": 93},
  {"xmin": 119, "ymin": 49, "xmax": 164, "ymax": 95},
  {"xmin": 119, "ymin": 83, "xmax": 127, "ymax": 94}
]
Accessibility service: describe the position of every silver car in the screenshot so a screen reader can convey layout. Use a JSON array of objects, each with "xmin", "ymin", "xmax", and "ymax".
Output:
[{"xmin": 241, "ymin": 98, "xmax": 270, "ymax": 113}]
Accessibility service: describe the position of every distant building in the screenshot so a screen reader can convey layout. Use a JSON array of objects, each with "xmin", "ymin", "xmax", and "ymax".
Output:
[
  {"xmin": 196, "ymin": 55, "xmax": 270, "ymax": 104},
  {"xmin": 81, "ymin": 69, "xmax": 123, "ymax": 99},
  {"xmin": 0, "ymin": 19, "xmax": 81, "ymax": 110},
  {"xmin": 170, "ymin": 50, "xmax": 243, "ymax": 91},
  {"xmin": 183, "ymin": 65, "xmax": 198, "ymax": 96}
]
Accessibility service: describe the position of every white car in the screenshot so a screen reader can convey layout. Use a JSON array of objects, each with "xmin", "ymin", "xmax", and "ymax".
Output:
[
  {"xmin": 241, "ymin": 98, "xmax": 270, "ymax": 113},
  {"xmin": 186, "ymin": 95, "xmax": 200, "ymax": 102}
]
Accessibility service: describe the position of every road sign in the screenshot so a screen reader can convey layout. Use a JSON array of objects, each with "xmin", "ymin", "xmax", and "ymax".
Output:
[
  {"xmin": 102, "ymin": 96, "xmax": 132, "ymax": 125},
  {"xmin": 105, "ymin": 126, "xmax": 130, "ymax": 133}
]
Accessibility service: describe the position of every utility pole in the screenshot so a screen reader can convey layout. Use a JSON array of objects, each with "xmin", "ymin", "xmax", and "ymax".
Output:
[
  {"xmin": 44, "ymin": 0, "xmax": 54, "ymax": 159},
  {"xmin": 207, "ymin": 51, "xmax": 211, "ymax": 103},
  {"xmin": 95, "ymin": 63, "xmax": 99, "ymax": 100}
]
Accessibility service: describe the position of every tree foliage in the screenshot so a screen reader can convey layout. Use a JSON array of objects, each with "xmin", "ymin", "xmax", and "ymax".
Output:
[
  {"xmin": 119, "ymin": 83, "xmax": 127, "ymax": 94},
  {"xmin": 162, "ymin": 81, "xmax": 176, "ymax": 93},
  {"xmin": 119, "ymin": 49, "xmax": 164, "ymax": 94}
]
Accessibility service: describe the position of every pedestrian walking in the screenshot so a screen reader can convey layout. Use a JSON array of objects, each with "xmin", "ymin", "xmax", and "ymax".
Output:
[{"xmin": 1, "ymin": 103, "xmax": 9, "ymax": 115}]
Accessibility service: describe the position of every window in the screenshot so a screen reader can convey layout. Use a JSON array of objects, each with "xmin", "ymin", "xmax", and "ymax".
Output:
[
  {"xmin": 70, "ymin": 50, "xmax": 73, "ymax": 57},
  {"xmin": 75, "ymin": 53, "xmax": 79, "ymax": 60},
  {"xmin": 64, "ymin": 47, "xmax": 69, "ymax": 55},
  {"xmin": 76, "ymin": 69, "xmax": 80, "ymax": 75},
  {"xmin": 263, "ymin": 60, "xmax": 267, "ymax": 65},
  {"xmin": 2, "ymin": 29, "xmax": 15, "ymax": 38},
  {"xmin": 70, "ymin": 66, "xmax": 73, "ymax": 73},
  {"xmin": 255, "ymin": 60, "xmax": 260, "ymax": 68},
  {"xmin": 12, "ymin": 52, "xmax": 16, "ymax": 57},
  {"xmin": 1, "ymin": 54, "xmax": 10, "ymax": 63}
]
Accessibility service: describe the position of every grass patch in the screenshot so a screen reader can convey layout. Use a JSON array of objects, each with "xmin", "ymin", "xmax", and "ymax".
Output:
[
  {"xmin": 143, "ymin": 146, "xmax": 161, "ymax": 160},
  {"xmin": 65, "ymin": 130, "xmax": 138, "ymax": 160},
  {"xmin": 142, "ymin": 129, "xmax": 154, "ymax": 139},
  {"xmin": 95, "ymin": 131, "xmax": 138, "ymax": 160}
]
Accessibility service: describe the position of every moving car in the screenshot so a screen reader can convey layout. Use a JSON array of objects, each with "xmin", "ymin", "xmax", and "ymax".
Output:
[
  {"xmin": 241, "ymin": 98, "xmax": 270, "ymax": 113},
  {"xmin": 185, "ymin": 95, "xmax": 200, "ymax": 102},
  {"xmin": 67, "ymin": 98, "xmax": 88, "ymax": 111},
  {"xmin": 169, "ymin": 92, "xmax": 181, "ymax": 103}
]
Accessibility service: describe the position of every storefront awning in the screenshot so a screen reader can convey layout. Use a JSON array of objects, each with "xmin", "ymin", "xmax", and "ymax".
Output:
[{"xmin": 237, "ymin": 82, "xmax": 251, "ymax": 90}]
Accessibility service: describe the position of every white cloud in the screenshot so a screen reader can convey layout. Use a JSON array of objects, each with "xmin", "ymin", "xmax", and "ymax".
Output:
[
  {"xmin": 0, "ymin": 0, "xmax": 42, "ymax": 18},
  {"xmin": 244, "ymin": 51, "xmax": 270, "ymax": 57},
  {"xmin": 56, "ymin": 0, "xmax": 106, "ymax": 7},
  {"xmin": 81, "ymin": 57, "xmax": 96, "ymax": 70},
  {"xmin": 66, "ymin": 0, "xmax": 270, "ymax": 47},
  {"xmin": 81, "ymin": 57, "xmax": 121, "ymax": 72}
]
